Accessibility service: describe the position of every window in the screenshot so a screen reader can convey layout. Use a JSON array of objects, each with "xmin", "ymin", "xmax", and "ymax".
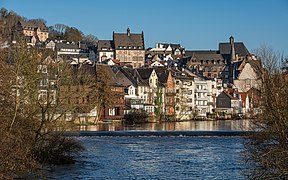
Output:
[
  {"xmin": 187, "ymin": 98, "xmax": 192, "ymax": 103},
  {"xmin": 109, "ymin": 108, "xmax": 115, "ymax": 116},
  {"xmin": 246, "ymin": 79, "xmax": 251, "ymax": 89},
  {"xmin": 38, "ymin": 90, "xmax": 47, "ymax": 102},
  {"xmin": 40, "ymin": 79, "xmax": 48, "ymax": 87},
  {"xmin": 115, "ymin": 107, "xmax": 120, "ymax": 115},
  {"xmin": 176, "ymin": 89, "xmax": 179, "ymax": 93},
  {"xmin": 176, "ymin": 106, "xmax": 180, "ymax": 111},
  {"xmin": 188, "ymin": 90, "xmax": 192, "ymax": 95},
  {"xmin": 176, "ymin": 98, "xmax": 179, "ymax": 103},
  {"xmin": 176, "ymin": 80, "xmax": 180, "ymax": 85},
  {"xmin": 129, "ymin": 89, "xmax": 134, "ymax": 95}
]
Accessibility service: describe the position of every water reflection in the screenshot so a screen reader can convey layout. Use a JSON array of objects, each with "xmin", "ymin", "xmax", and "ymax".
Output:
[{"xmin": 75, "ymin": 119, "xmax": 252, "ymax": 132}]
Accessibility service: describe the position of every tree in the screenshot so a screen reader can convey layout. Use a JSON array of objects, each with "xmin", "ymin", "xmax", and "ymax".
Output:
[
  {"xmin": 0, "ymin": 8, "xmax": 24, "ymax": 41},
  {"xmin": 48, "ymin": 24, "xmax": 68, "ymax": 40},
  {"xmin": 64, "ymin": 27, "xmax": 84, "ymax": 42},
  {"xmin": 90, "ymin": 65, "xmax": 116, "ymax": 123},
  {"xmin": 29, "ymin": 18, "xmax": 47, "ymax": 25},
  {"xmin": 243, "ymin": 45, "xmax": 288, "ymax": 178},
  {"xmin": 59, "ymin": 63, "xmax": 117, "ymax": 124},
  {"xmin": 154, "ymin": 81, "xmax": 164, "ymax": 121},
  {"xmin": 83, "ymin": 34, "xmax": 98, "ymax": 44},
  {"xmin": 0, "ymin": 41, "xmax": 83, "ymax": 178}
]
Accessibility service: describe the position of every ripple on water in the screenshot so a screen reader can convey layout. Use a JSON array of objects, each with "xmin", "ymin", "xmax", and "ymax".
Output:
[{"xmin": 47, "ymin": 136, "xmax": 245, "ymax": 180}]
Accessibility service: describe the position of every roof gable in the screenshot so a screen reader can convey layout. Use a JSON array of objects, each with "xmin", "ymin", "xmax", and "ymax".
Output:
[
  {"xmin": 97, "ymin": 40, "xmax": 114, "ymax": 51},
  {"xmin": 219, "ymin": 42, "xmax": 250, "ymax": 57},
  {"xmin": 113, "ymin": 33, "xmax": 144, "ymax": 50}
]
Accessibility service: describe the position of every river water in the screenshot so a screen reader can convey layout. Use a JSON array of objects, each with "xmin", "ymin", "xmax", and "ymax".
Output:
[
  {"xmin": 46, "ymin": 120, "xmax": 250, "ymax": 179},
  {"xmin": 76, "ymin": 119, "xmax": 252, "ymax": 131}
]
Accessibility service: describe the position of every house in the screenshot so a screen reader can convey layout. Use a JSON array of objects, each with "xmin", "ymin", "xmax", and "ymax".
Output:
[
  {"xmin": 113, "ymin": 28, "xmax": 145, "ymax": 68},
  {"xmin": 164, "ymin": 70, "xmax": 175, "ymax": 117},
  {"xmin": 112, "ymin": 66, "xmax": 146, "ymax": 114},
  {"xmin": 45, "ymin": 40, "xmax": 56, "ymax": 51},
  {"xmin": 13, "ymin": 20, "xmax": 49, "ymax": 44},
  {"xmin": 194, "ymin": 76, "xmax": 210, "ymax": 117},
  {"xmin": 187, "ymin": 51, "xmax": 225, "ymax": 79},
  {"xmin": 239, "ymin": 92, "xmax": 250, "ymax": 114},
  {"xmin": 184, "ymin": 36, "xmax": 251, "ymax": 87},
  {"xmin": 150, "ymin": 61, "xmax": 164, "ymax": 67},
  {"xmin": 146, "ymin": 43, "xmax": 185, "ymax": 61},
  {"xmin": 219, "ymin": 36, "xmax": 250, "ymax": 85},
  {"xmin": 55, "ymin": 42, "xmax": 80, "ymax": 57},
  {"xmin": 246, "ymin": 87, "xmax": 261, "ymax": 116},
  {"xmin": 233, "ymin": 58, "xmax": 262, "ymax": 92},
  {"xmin": 135, "ymin": 67, "xmax": 169, "ymax": 116},
  {"xmin": 216, "ymin": 89, "xmax": 242, "ymax": 115},
  {"xmin": 60, "ymin": 64, "xmax": 125, "ymax": 123},
  {"xmin": 97, "ymin": 40, "xmax": 114, "ymax": 63},
  {"xmin": 171, "ymin": 68, "xmax": 195, "ymax": 120}
]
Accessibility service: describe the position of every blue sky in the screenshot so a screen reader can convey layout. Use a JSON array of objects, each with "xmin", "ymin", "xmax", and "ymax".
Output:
[{"xmin": 1, "ymin": 0, "xmax": 288, "ymax": 55}]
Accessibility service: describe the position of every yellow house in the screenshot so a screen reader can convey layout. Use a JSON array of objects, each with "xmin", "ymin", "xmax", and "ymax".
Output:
[{"xmin": 14, "ymin": 21, "xmax": 49, "ymax": 44}]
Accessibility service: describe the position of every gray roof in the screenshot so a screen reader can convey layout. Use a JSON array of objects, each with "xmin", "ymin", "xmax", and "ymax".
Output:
[
  {"xmin": 219, "ymin": 42, "xmax": 250, "ymax": 57},
  {"xmin": 114, "ymin": 67, "xmax": 138, "ymax": 87},
  {"xmin": 113, "ymin": 33, "xmax": 144, "ymax": 50},
  {"xmin": 19, "ymin": 21, "xmax": 48, "ymax": 32},
  {"xmin": 97, "ymin": 40, "xmax": 114, "ymax": 52},
  {"xmin": 191, "ymin": 53, "xmax": 224, "ymax": 61},
  {"xmin": 161, "ymin": 43, "xmax": 182, "ymax": 50},
  {"xmin": 136, "ymin": 68, "xmax": 153, "ymax": 80},
  {"xmin": 185, "ymin": 50, "xmax": 218, "ymax": 57},
  {"xmin": 248, "ymin": 60, "xmax": 263, "ymax": 78}
]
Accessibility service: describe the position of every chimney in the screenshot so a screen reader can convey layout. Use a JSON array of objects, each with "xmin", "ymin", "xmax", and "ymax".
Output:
[
  {"xmin": 230, "ymin": 36, "xmax": 236, "ymax": 62},
  {"xmin": 127, "ymin": 27, "xmax": 131, "ymax": 36}
]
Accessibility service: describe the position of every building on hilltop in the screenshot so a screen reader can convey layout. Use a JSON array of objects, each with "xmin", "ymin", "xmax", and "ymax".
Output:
[
  {"xmin": 146, "ymin": 43, "xmax": 186, "ymax": 65},
  {"xmin": 13, "ymin": 21, "xmax": 49, "ymax": 45},
  {"xmin": 113, "ymin": 27, "xmax": 145, "ymax": 68}
]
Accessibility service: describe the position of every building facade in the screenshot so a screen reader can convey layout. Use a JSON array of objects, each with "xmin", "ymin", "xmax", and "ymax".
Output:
[{"xmin": 113, "ymin": 28, "xmax": 145, "ymax": 68}]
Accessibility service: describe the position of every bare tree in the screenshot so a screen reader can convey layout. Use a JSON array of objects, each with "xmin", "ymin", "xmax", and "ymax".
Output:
[
  {"xmin": 54, "ymin": 23, "xmax": 67, "ymax": 35},
  {"xmin": 0, "ymin": 42, "xmax": 84, "ymax": 178},
  {"xmin": 243, "ymin": 45, "xmax": 288, "ymax": 179}
]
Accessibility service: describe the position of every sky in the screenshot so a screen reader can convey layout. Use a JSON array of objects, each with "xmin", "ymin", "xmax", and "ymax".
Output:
[{"xmin": 1, "ymin": 0, "xmax": 288, "ymax": 56}]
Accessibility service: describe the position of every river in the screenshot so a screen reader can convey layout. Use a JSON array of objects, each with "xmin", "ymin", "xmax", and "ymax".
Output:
[
  {"xmin": 46, "ymin": 120, "xmax": 250, "ymax": 179},
  {"xmin": 76, "ymin": 119, "xmax": 252, "ymax": 131}
]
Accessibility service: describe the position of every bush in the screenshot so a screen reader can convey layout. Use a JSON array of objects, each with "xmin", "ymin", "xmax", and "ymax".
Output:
[
  {"xmin": 33, "ymin": 133, "xmax": 84, "ymax": 165},
  {"xmin": 124, "ymin": 109, "xmax": 148, "ymax": 124}
]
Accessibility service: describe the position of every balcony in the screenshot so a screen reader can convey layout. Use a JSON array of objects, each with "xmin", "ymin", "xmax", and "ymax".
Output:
[
  {"xmin": 195, "ymin": 89, "xmax": 208, "ymax": 93},
  {"xmin": 195, "ymin": 97, "xmax": 209, "ymax": 101}
]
